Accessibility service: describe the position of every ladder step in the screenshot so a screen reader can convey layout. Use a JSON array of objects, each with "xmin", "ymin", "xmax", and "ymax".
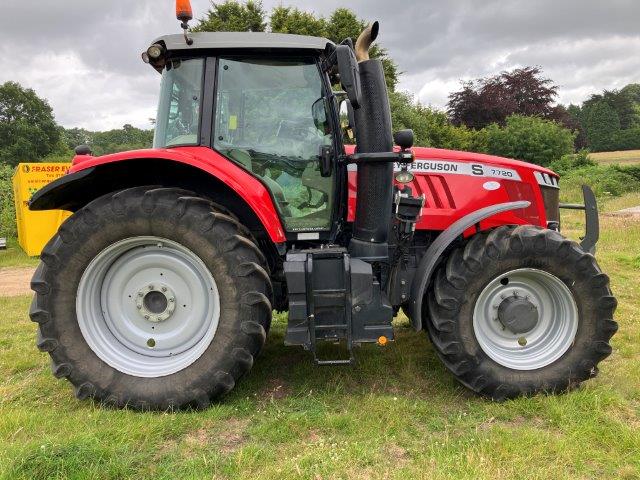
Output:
[{"xmin": 314, "ymin": 324, "xmax": 349, "ymax": 330}]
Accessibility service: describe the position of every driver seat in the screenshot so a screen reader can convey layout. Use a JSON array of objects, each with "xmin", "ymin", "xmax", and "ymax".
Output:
[{"xmin": 227, "ymin": 148, "xmax": 292, "ymax": 217}]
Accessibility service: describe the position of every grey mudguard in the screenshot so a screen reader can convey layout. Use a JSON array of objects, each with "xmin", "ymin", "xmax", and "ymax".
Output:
[{"xmin": 407, "ymin": 200, "xmax": 531, "ymax": 331}]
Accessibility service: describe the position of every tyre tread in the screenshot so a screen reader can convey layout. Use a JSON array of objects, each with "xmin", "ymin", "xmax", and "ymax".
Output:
[
  {"xmin": 31, "ymin": 186, "xmax": 272, "ymax": 410},
  {"xmin": 426, "ymin": 225, "xmax": 617, "ymax": 400}
]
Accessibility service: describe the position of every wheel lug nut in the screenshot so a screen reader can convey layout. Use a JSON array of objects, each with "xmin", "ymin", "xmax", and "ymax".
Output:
[
  {"xmin": 136, "ymin": 305, "xmax": 141, "ymax": 309},
  {"xmin": 161, "ymin": 286, "xmax": 167, "ymax": 292},
  {"xmin": 144, "ymin": 315, "xmax": 150, "ymax": 320},
  {"xmin": 169, "ymin": 298, "xmax": 175, "ymax": 303},
  {"xmin": 149, "ymin": 285, "xmax": 154, "ymax": 290},
  {"xmin": 138, "ymin": 292, "xmax": 143, "ymax": 297}
]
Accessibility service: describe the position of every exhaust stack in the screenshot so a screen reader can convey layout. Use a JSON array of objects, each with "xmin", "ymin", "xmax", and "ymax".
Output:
[
  {"xmin": 349, "ymin": 21, "xmax": 395, "ymax": 261},
  {"xmin": 354, "ymin": 22, "xmax": 379, "ymax": 62}
]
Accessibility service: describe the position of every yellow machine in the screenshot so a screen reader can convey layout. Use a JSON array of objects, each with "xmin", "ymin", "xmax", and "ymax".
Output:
[{"xmin": 13, "ymin": 163, "xmax": 72, "ymax": 256}]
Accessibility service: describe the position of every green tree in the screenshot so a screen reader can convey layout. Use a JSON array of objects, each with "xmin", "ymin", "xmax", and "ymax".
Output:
[
  {"xmin": 611, "ymin": 128, "xmax": 640, "ymax": 151},
  {"xmin": 583, "ymin": 89, "xmax": 637, "ymax": 130},
  {"xmin": 323, "ymin": 8, "xmax": 399, "ymax": 90},
  {"xmin": 565, "ymin": 103, "xmax": 588, "ymax": 149},
  {"xmin": 62, "ymin": 127, "xmax": 93, "ymax": 150},
  {"xmin": 0, "ymin": 163, "xmax": 16, "ymax": 237},
  {"xmin": 270, "ymin": 6, "xmax": 326, "ymax": 36},
  {"xmin": 447, "ymin": 67, "xmax": 559, "ymax": 129},
  {"xmin": 90, "ymin": 124, "xmax": 154, "ymax": 156},
  {"xmin": 621, "ymin": 83, "xmax": 640, "ymax": 104},
  {"xmin": 620, "ymin": 83, "xmax": 640, "ymax": 128},
  {"xmin": 55, "ymin": 125, "xmax": 154, "ymax": 158},
  {"xmin": 484, "ymin": 115, "xmax": 575, "ymax": 167},
  {"xmin": 195, "ymin": 2, "xmax": 399, "ymax": 89},
  {"xmin": 0, "ymin": 81, "xmax": 61, "ymax": 166},
  {"xmin": 389, "ymin": 91, "xmax": 484, "ymax": 151},
  {"xmin": 583, "ymin": 101, "xmax": 620, "ymax": 152},
  {"xmin": 324, "ymin": 8, "xmax": 361, "ymax": 43},
  {"xmin": 194, "ymin": 0, "xmax": 266, "ymax": 32}
]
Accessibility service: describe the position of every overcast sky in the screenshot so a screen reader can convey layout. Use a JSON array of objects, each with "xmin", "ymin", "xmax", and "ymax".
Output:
[{"xmin": 1, "ymin": 0, "xmax": 638, "ymax": 131}]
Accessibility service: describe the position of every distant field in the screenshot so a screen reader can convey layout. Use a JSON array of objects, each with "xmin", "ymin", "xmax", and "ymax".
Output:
[{"xmin": 590, "ymin": 150, "xmax": 640, "ymax": 165}]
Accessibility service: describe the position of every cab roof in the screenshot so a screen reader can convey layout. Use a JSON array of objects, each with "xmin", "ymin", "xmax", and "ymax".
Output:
[{"xmin": 153, "ymin": 32, "xmax": 332, "ymax": 52}]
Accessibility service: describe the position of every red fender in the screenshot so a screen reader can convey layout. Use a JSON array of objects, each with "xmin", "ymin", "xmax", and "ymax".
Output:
[{"xmin": 70, "ymin": 146, "xmax": 287, "ymax": 242}]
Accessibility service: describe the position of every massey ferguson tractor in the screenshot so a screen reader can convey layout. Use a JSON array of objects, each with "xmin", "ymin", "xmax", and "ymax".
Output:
[{"xmin": 28, "ymin": 2, "xmax": 617, "ymax": 409}]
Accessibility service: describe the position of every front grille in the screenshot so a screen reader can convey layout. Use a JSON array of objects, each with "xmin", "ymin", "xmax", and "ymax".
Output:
[{"xmin": 540, "ymin": 185, "xmax": 560, "ymax": 223}]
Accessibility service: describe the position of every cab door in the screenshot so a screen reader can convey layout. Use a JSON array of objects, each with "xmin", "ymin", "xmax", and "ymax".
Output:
[{"xmin": 213, "ymin": 56, "xmax": 336, "ymax": 234}]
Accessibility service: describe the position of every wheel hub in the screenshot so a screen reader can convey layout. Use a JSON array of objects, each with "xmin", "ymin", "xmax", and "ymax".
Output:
[
  {"xmin": 497, "ymin": 295, "xmax": 538, "ymax": 334},
  {"xmin": 472, "ymin": 268, "xmax": 579, "ymax": 370},
  {"xmin": 76, "ymin": 236, "xmax": 220, "ymax": 378},
  {"xmin": 135, "ymin": 284, "xmax": 176, "ymax": 322}
]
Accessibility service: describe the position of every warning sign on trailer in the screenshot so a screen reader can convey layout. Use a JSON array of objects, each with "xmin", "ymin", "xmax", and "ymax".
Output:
[{"xmin": 13, "ymin": 163, "xmax": 72, "ymax": 256}]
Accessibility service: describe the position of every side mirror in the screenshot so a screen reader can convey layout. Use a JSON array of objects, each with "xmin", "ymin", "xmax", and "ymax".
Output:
[
  {"xmin": 335, "ymin": 45, "xmax": 362, "ymax": 109},
  {"xmin": 393, "ymin": 129, "xmax": 414, "ymax": 150}
]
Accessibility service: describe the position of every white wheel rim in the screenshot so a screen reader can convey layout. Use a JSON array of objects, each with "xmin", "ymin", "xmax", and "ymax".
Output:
[
  {"xmin": 76, "ymin": 236, "xmax": 220, "ymax": 377},
  {"xmin": 473, "ymin": 268, "xmax": 579, "ymax": 370}
]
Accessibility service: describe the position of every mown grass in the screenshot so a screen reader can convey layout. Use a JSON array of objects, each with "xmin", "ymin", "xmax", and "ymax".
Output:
[
  {"xmin": 1, "ymin": 196, "xmax": 639, "ymax": 480},
  {"xmin": 591, "ymin": 150, "xmax": 640, "ymax": 166},
  {"xmin": 0, "ymin": 238, "xmax": 39, "ymax": 269}
]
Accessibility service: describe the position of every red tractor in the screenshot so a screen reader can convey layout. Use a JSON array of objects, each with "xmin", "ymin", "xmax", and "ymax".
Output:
[{"xmin": 29, "ymin": 5, "xmax": 617, "ymax": 409}]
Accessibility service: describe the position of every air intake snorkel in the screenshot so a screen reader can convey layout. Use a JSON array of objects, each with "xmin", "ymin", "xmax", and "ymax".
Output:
[{"xmin": 348, "ymin": 22, "xmax": 396, "ymax": 261}]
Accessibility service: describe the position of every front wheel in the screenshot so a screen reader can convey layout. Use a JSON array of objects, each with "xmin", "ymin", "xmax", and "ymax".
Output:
[
  {"xmin": 31, "ymin": 187, "xmax": 272, "ymax": 409},
  {"xmin": 426, "ymin": 225, "xmax": 618, "ymax": 400}
]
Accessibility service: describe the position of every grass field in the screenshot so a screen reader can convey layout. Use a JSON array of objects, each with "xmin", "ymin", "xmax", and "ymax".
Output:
[
  {"xmin": 590, "ymin": 149, "xmax": 640, "ymax": 166},
  {"xmin": 0, "ymin": 195, "xmax": 639, "ymax": 479},
  {"xmin": 0, "ymin": 238, "xmax": 39, "ymax": 269}
]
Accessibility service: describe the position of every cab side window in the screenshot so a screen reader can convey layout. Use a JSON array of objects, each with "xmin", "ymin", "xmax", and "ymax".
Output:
[{"xmin": 214, "ymin": 57, "xmax": 333, "ymax": 232}]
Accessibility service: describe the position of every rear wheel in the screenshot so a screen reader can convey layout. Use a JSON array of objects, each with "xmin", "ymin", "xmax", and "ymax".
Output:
[
  {"xmin": 31, "ymin": 187, "xmax": 272, "ymax": 409},
  {"xmin": 426, "ymin": 225, "xmax": 617, "ymax": 400}
]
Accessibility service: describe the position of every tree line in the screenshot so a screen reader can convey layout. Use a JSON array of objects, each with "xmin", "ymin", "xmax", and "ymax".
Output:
[{"xmin": 0, "ymin": 81, "xmax": 154, "ymax": 168}]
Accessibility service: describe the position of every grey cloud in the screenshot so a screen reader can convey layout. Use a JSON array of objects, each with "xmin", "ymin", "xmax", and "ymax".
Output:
[{"xmin": 0, "ymin": 0, "xmax": 637, "ymax": 129}]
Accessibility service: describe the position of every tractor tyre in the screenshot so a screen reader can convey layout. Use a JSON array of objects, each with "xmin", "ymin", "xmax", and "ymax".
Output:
[
  {"xmin": 30, "ymin": 186, "xmax": 272, "ymax": 410},
  {"xmin": 426, "ymin": 225, "xmax": 617, "ymax": 400}
]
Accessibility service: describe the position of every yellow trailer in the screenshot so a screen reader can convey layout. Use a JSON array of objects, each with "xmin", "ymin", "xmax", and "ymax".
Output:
[{"xmin": 13, "ymin": 163, "xmax": 72, "ymax": 256}]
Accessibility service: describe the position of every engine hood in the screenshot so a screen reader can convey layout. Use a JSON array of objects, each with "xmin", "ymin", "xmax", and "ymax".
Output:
[
  {"xmin": 410, "ymin": 147, "xmax": 558, "ymax": 177},
  {"xmin": 344, "ymin": 145, "xmax": 558, "ymax": 178}
]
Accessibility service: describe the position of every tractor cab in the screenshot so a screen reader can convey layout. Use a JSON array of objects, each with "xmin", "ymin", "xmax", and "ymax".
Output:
[
  {"xmin": 147, "ymin": 32, "xmax": 348, "ymax": 234},
  {"xmin": 140, "ymin": 28, "xmax": 415, "ymax": 364}
]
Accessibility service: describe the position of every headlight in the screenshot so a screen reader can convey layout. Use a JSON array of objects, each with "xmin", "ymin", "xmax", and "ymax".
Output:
[
  {"xmin": 147, "ymin": 44, "xmax": 165, "ymax": 60},
  {"xmin": 395, "ymin": 169, "xmax": 414, "ymax": 184}
]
